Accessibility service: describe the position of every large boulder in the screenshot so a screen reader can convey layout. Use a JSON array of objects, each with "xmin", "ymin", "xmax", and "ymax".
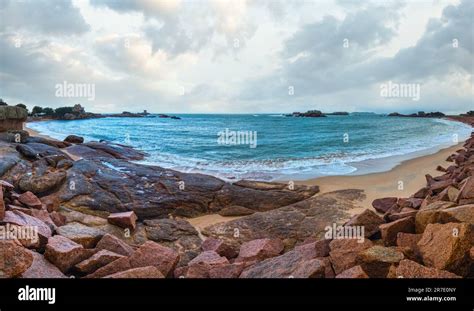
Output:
[
  {"xmin": 379, "ymin": 216, "xmax": 415, "ymax": 246},
  {"xmin": 2, "ymin": 210, "xmax": 52, "ymax": 248},
  {"xmin": 143, "ymin": 218, "xmax": 201, "ymax": 266},
  {"xmin": 64, "ymin": 135, "xmax": 84, "ymax": 144},
  {"xmin": 344, "ymin": 209, "xmax": 384, "ymax": 238},
  {"xmin": 415, "ymin": 201, "xmax": 457, "ymax": 233},
  {"xmin": 18, "ymin": 191, "xmax": 42, "ymax": 209},
  {"xmin": 21, "ymin": 251, "xmax": 66, "ymax": 278},
  {"xmin": 95, "ymin": 234, "xmax": 135, "ymax": 256},
  {"xmin": 393, "ymin": 259, "xmax": 461, "ymax": 278},
  {"xmin": 239, "ymin": 244, "xmax": 332, "ymax": 278},
  {"xmin": 203, "ymin": 190, "xmax": 366, "ymax": 249},
  {"xmin": 372, "ymin": 197, "xmax": 398, "ymax": 213},
  {"xmin": 107, "ymin": 211, "xmax": 137, "ymax": 230},
  {"xmin": 455, "ymin": 176, "xmax": 474, "ymax": 204},
  {"xmin": 18, "ymin": 171, "xmax": 67, "ymax": 195},
  {"xmin": 235, "ymin": 238, "xmax": 284, "ymax": 265},
  {"xmin": 75, "ymin": 249, "xmax": 124, "ymax": 275},
  {"xmin": 356, "ymin": 246, "xmax": 404, "ymax": 278},
  {"xmin": 329, "ymin": 238, "xmax": 373, "ymax": 274},
  {"xmin": 128, "ymin": 241, "xmax": 180, "ymax": 277},
  {"xmin": 185, "ymin": 251, "xmax": 229, "ymax": 278},
  {"xmin": 104, "ymin": 266, "xmax": 165, "ymax": 278},
  {"xmin": 418, "ymin": 222, "xmax": 473, "ymax": 276},
  {"xmin": 56, "ymin": 222, "xmax": 104, "ymax": 248},
  {"xmin": 201, "ymin": 238, "xmax": 238, "ymax": 259},
  {"xmin": 0, "ymin": 240, "xmax": 33, "ymax": 277},
  {"xmin": 336, "ymin": 265, "xmax": 369, "ymax": 278},
  {"xmin": 44, "ymin": 235, "xmax": 95, "ymax": 273},
  {"xmin": 0, "ymin": 106, "xmax": 27, "ymax": 131}
]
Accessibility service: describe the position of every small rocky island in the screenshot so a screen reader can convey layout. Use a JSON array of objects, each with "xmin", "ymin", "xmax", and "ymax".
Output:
[
  {"xmin": 388, "ymin": 111, "xmax": 446, "ymax": 118},
  {"xmin": 286, "ymin": 110, "xmax": 327, "ymax": 117},
  {"xmin": 285, "ymin": 110, "xmax": 350, "ymax": 118}
]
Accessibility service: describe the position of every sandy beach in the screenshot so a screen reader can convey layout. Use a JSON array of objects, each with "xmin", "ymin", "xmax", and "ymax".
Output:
[{"xmin": 296, "ymin": 142, "xmax": 464, "ymax": 215}]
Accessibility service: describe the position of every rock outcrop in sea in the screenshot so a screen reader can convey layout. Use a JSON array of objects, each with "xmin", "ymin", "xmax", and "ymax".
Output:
[{"xmin": 0, "ymin": 116, "xmax": 473, "ymax": 278}]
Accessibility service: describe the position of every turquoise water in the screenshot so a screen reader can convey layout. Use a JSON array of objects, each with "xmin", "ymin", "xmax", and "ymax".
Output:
[{"xmin": 28, "ymin": 114, "xmax": 472, "ymax": 181}]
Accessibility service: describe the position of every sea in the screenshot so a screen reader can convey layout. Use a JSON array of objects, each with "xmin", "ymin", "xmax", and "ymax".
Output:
[{"xmin": 28, "ymin": 114, "xmax": 473, "ymax": 181}]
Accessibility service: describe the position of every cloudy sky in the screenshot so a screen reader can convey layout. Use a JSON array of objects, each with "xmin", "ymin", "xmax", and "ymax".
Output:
[{"xmin": 0, "ymin": 0, "xmax": 472, "ymax": 114}]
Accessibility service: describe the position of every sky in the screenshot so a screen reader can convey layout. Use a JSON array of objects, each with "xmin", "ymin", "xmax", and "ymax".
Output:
[{"xmin": 0, "ymin": 0, "xmax": 472, "ymax": 114}]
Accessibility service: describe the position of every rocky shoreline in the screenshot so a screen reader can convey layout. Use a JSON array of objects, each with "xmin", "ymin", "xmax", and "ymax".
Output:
[{"xmin": 1, "ymin": 117, "xmax": 473, "ymax": 278}]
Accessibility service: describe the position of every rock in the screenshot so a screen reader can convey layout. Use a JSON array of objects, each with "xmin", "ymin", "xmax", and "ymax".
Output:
[
  {"xmin": 294, "ymin": 239, "xmax": 331, "ymax": 258},
  {"xmin": 398, "ymin": 198, "xmax": 423, "ymax": 209},
  {"xmin": 44, "ymin": 235, "xmax": 95, "ymax": 273},
  {"xmin": 16, "ymin": 144, "xmax": 39, "ymax": 159},
  {"xmin": 239, "ymin": 242, "xmax": 333, "ymax": 279},
  {"xmin": 235, "ymin": 238, "xmax": 284, "ymax": 265},
  {"xmin": 372, "ymin": 197, "xmax": 398, "ymax": 213},
  {"xmin": 107, "ymin": 211, "xmax": 137, "ymax": 230},
  {"xmin": 415, "ymin": 201, "xmax": 457, "ymax": 233},
  {"xmin": 218, "ymin": 205, "xmax": 255, "ymax": 216},
  {"xmin": 40, "ymin": 195, "xmax": 60, "ymax": 212},
  {"xmin": 379, "ymin": 216, "xmax": 415, "ymax": 246},
  {"xmin": 209, "ymin": 262, "xmax": 245, "ymax": 278},
  {"xmin": 202, "ymin": 238, "xmax": 238, "ymax": 259},
  {"xmin": 329, "ymin": 238, "xmax": 373, "ymax": 274},
  {"xmin": 18, "ymin": 170, "xmax": 66, "ymax": 195},
  {"xmin": 203, "ymin": 190, "xmax": 366, "ymax": 249},
  {"xmin": 18, "ymin": 191, "xmax": 42, "ymax": 209},
  {"xmin": 186, "ymin": 251, "xmax": 230, "ymax": 278},
  {"xmin": 75, "ymin": 249, "xmax": 124, "ymax": 274},
  {"xmin": 85, "ymin": 257, "xmax": 132, "ymax": 278},
  {"xmin": 396, "ymin": 232, "xmax": 422, "ymax": 250},
  {"xmin": 437, "ymin": 186, "xmax": 459, "ymax": 202},
  {"xmin": 104, "ymin": 266, "xmax": 165, "ymax": 278},
  {"xmin": 344, "ymin": 209, "xmax": 384, "ymax": 238},
  {"xmin": 95, "ymin": 234, "xmax": 135, "ymax": 257},
  {"xmin": 418, "ymin": 222, "xmax": 473, "ymax": 276},
  {"xmin": 356, "ymin": 246, "xmax": 404, "ymax": 277},
  {"xmin": 2, "ymin": 210, "xmax": 52, "ymax": 248},
  {"xmin": 413, "ymin": 187, "xmax": 429, "ymax": 199},
  {"xmin": 210, "ymin": 181, "xmax": 320, "ymax": 213},
  {"xmin": 0, "ymin": 240, "xmax": 33, "ymax": 278},
  {"xmin": 439, "ymin": 205, "xmax": 474, "ymax": 224},
  {"xmin": 56, "ymin": 222, "xmax": 104, "ymax": 248},
  {"xmin": 0, "ymin": 186, "xmax": 4, "ymax": 219},
  {"xmin": 143, "ymin": 218, "xmax": 201, "ymax": 266},
  {"xmin": 394, "ymin": 259, "xmax": 461, "ymax": 278},
  {"xmin": 50, "ymin": 212, "xmax": 67, "ymax": 227},
  {"xmin": 26, "ymin": 137, "xmax": 71, "ymax": 149},
  {"xmin": 289, "ymin": 258, "xmax": 327, "ymax": 278},
  {"xmin": 455, "ymin": 176, "xmax": 474, "ymax": 204},
  {"xmin": 56, "ymin": 159, "xmax": 74, "ymax": 170},
  {"xmin": 336, "ymin": 265, "xmax": 369, "ymax": 278},
  {"xmin": 21, "ymin": 251, "xmax": 66, "ymax": 278},
  {"xmin": 0, "ymin": 180, "xmax": 14, "ymax": 190},
  {"xmin": 385, "ymin": 209, "xmax": 418, "ymax": 222},
  {"xmin": 128, "ymin": 241, "xmax": 180, "ymax": 277},
  {"xmin": 64, "ymin": 135, "xmax": 84, "ymax": 144}
]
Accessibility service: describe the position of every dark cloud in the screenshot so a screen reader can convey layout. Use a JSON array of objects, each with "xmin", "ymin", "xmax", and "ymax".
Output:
[{"xmin": 240, "ymin": 0, "xmax": 473, "ymax": 109}]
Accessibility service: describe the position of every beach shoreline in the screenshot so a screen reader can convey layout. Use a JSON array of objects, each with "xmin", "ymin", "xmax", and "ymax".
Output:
[{"xmin": 24, "ymin": 118, "xmax": 473, "ymax": 226}]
